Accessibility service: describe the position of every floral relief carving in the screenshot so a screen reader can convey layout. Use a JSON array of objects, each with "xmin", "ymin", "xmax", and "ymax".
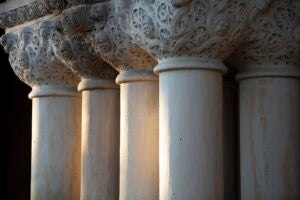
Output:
[
  {"xmin": 53, "ymin": 1, "xmax": 157, "ymax": 74},
  {"xmin": 115, "ymin": 0, "xmax": 274, "ymax": 60},
  {"xmin": 51, "ymin": 5, "xmax": 117, "ymax": 79},
  {"xmin": 0, "ymin": 21, "xmax": 79, "ymax": 87},
  {"xmin": 88, "ymin": 2, "xmax": 157, "ymax": 71},
  {"xmin": 227, "ymin": 0, "xmax": 300, "ymax": 68}
]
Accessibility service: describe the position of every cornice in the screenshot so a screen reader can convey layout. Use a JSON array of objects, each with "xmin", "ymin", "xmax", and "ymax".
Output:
[{"xmin": 0, "ymin": 0, "xmax": 107, "ymax": 29}]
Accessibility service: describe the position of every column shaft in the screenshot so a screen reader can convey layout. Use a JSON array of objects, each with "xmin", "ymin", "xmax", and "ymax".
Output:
[
  {"xmin": 119, "ymin": 71, "xmax": 159, "ymax": 200},
  {"xmin": 80, "ymin": 80, "xmax": 120, "ymax": 200},
  {"xmin": 31, "ymin": 87, "xmax": 81, "ymax": 200},
  {"xmin": 157, "ymin": 59, "xmax": 225, "ymax": 200},
  {"xmin": 239, "ymin": 76, "xmax": 300, "ymax": 199}
]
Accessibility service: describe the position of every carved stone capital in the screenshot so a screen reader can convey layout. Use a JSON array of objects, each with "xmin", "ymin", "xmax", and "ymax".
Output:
[
  {"xmin": 57, "ymin": 2, "xmax": 157, "ymax": 72},
  {"xmin": 88, "ymin": 1, "xmax": 157, "ymax": 71},
  {"xmin": 0, "ymin": 20, "xmax": 79, "ymax": 87},
  {"xmin": 227, "ymin": 0, "xmax": 300, "ymax": 76},
  {"xmin": 115, "ymin": 0, "xmax": 272, "ymax": 61},
  {"xmin": 51, "ymin": 5, "xmax": 117, "ymax": 79}
]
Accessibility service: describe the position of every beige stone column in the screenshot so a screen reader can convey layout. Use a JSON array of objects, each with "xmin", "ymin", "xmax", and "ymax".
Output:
[
  {"xmin": 228, "ymin": 1, "xmax": 300, "ymax": 198},
  {"xmin": 30, "ymin": 86, "xmax": 81, "ymax": 200},
  {"xmin": 85, "ymin": 2, "xmax": 159, "ymax": 199},
  {"xmin": 155, "ymin": 58, "xmax": 225, "ymax": 199},
  {"xmin": 78, "ymin": 79, "xmax": 120, "ymax": 200},
  {"xmin": 0, "ymin": 21, "xmax": 81, "ymax": 199},
  {"xmin": 116, "ymin": 70, "xmax": 158, "ymax": 200},
  {"xmin": 51, "ymin": 10, "xmax": 121, "ymax": 199},
  {"xmin": 237, "ymin": 66, "xmax": 300, "ymax": 199}
]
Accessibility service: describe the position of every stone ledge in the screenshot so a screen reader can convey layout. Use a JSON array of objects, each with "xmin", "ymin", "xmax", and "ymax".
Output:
[{"xmin": 0, "ymin": 0, "xmax": 107, "ymax": 29}]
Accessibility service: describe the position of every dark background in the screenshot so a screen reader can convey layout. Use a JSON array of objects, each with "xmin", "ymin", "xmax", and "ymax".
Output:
[{"xmin": 1, "ymin": 24, "xmax": 32, "ymax": 199}]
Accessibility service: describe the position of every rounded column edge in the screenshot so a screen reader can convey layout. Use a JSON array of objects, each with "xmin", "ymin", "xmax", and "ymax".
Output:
[
  {"xmin": 29, "ymin": 85, "xmax": 81, "ymax": 99},
  {"xmin": 116, "ymin": 69, "xmax": 158, "ymax": 85},
  {"xmin": 78, "ymin": 78, "xmax": 119, "ymax": 92},
  {"xmin": 236, "ymin": 65, "xmax": 300, "ymax": 81},
  {"xmin": 154, "ymin": 57, "xmax": 227, "ymax": 74}
]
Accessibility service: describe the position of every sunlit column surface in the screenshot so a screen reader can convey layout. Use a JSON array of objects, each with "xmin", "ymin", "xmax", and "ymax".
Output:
[{"xmin": 79, "ymin": 79, "xmax": 120, "ymax": 200}]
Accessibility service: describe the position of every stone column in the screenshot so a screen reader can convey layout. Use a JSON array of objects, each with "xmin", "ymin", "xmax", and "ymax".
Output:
[
  {"xmin": 237, "ymin": 67, "xmax": 300, "ymax": 199},
  {"xmin": 116, "ymin": 0, "xmax": 262, "ymax": 198},
  {"xmin": 30, "ymin": 85, "xmax": 81, "ymax": 200},
  {"xmin": 0, "ymin": 21, "xmax": 81, "ymax": 199},
  {"xmin": 156, "ymin": 58, "xmax": 226, "ymax": 199},
  {"xmin": 86, "ymin": 2, "xmax": 159, "ymax": 199},
  {"xmin": 52, "ymin": 10, "xmax": 120, "ymax": 199},
  {"xmin": 79, "ymin": 79, "xmax": 120, "ymax": 200},
  {"xmin": 116, "ymin": 71, "xmax": 158, "ymax": 200},
  {"xmin": 228, "ymin": 1, "xmax": 300, "ymax": 198}
]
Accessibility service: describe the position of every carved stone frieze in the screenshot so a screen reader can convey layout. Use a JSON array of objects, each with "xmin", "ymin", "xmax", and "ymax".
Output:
[
  {"xmin": 0, "ymin": 21, "xmax": 79, "ymax": 87},
  {"xmin": 39, "ymin": 0, "xmax": 84, "ymax": 13},
  {"xmin": 39, "ymin": 0, "xmax": 110, "ymax": 13},
  {"xmin": 0, "ymin": 1, "xmax": 50, "ymax": 29},
  {"xmin": 227, "ymin": 0, "xmax": 300, "ymax": 69},
  {"xmin": 0, "ymin": 0, "xmax": 107, "ymax": 29},
  {"xmin": 51, "ymin": 5, "xmax": 117, "ymax": 79},
  {"xmin": 114, "ymin": 0, "xmax": 274, "ymax": 61}
]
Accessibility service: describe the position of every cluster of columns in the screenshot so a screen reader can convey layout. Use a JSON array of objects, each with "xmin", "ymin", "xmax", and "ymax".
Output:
[{"xmin": 0, "ymin": 0, "xmax": 299, "ymax": 199}]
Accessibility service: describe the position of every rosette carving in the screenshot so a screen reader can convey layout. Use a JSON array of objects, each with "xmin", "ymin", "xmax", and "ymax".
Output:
[
  {"xmin": 115, "ymin": 0, "xmax": 274, "ymax": 60},
  {"xmin": 227, "ymin": 0, "xmax": 300, "ymax": 68},
  {"xmin": 0, "ymin": 21, "xmax": 79, "ymax": 87}
]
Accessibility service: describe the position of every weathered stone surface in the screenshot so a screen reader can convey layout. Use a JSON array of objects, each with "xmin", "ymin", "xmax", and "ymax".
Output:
[
  {"xmin": 0, "ymin": 0, "xmax": 107, "ymax": 29},
  {"xmin": 227, "ymin": 0, "xmax": 300, "ymax": 72},
  {"xmin": 0, "ymin": 20, "xmax": 79, "ymax": 87},
  {"xmin": 114, "ymin": 0, "xmax": 274, "ymax": 61},
  {"xmin": 51, "ymin": 4, "xmax": 118, "ymax": 80},
  {"xmin": 53, "ymin": 1, "xmax": 157, "ymax": 72}
]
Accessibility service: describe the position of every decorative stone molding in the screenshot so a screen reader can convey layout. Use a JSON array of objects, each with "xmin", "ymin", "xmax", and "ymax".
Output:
[
  {"xmin": 39, "ymin": 0, "xmax": 84, "ymax": 13},
  {"xmin": 0, "ymin": 0, "xmax": 107, "ymax": 29},
  {"xmin": 0, "ymin": 1, "xmax": 50, "ymax": 29},
  {"xmin": 0, "ymin": 20, "xmax": 79, "ymax": 87},
  {"xmin": 114, "ymin": 0, "xmax": 274, "ymax": 61},
  {"xmin": 227, "ymin": 0, "xmax": 300, "ymax": 74},
  {"xmin": 39, "ymin": 0, "xmax": 109, "ymax": 13},
  {"xmin": 51, "ymin": 4, "xmax": 117, "ymax": 79}
]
